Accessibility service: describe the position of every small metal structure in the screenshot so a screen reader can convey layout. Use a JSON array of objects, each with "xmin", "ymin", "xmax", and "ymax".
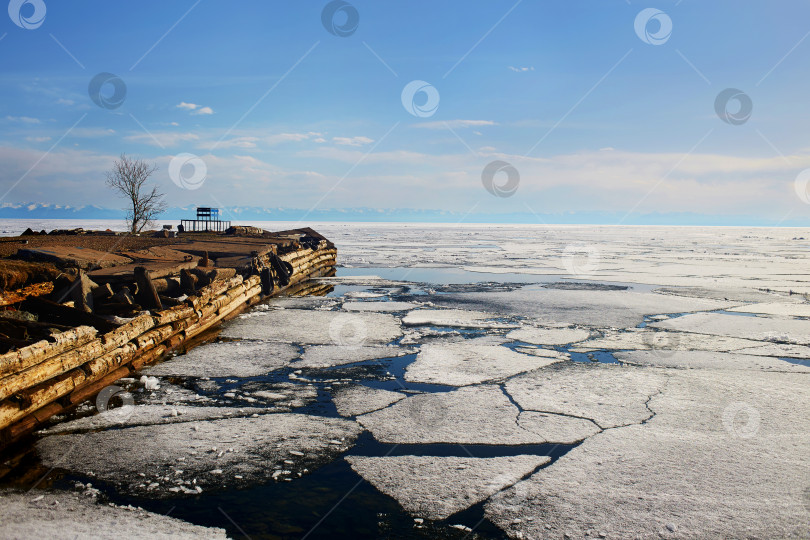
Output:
[{"xmin": 180, "ymin": 207, "xmax": 231, "ymax": 233}]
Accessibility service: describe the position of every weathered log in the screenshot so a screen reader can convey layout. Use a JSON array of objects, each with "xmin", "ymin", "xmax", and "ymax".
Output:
[
  {"xmin": 133, "ymin": 266, "xmax": 162, "ymax": 310},
  {"xmin": 93, "ymin": 303, "xmax": 143, "ymax": 317},
  {"xmin": 268, "ymin": 254, "xmax": 291, "ymax": 286},
  {"xmin": 0, "ymin": 326, "xmax": 96, "ymax": 378}
]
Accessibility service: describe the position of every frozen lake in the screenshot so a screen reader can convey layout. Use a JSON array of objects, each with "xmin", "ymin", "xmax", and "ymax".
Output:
[{"xmin": 6, "ymin": 220, "xmax": 810, "ymax": 538}]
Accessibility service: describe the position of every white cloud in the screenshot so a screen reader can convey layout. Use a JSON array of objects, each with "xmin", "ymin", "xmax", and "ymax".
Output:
[
  {"xmin": 413, "ymin": 120, "xmax": 497, "ymax": 129},
  {"xmin": 6, "ymin": 116, "xmax": 40, "ymax": 124},
  {"xmin": 265, "ymin": 132, "xmax": 317, "ymax": 145},
  {"xmin": 25, "ymin": 136, "xmax": 51, "ymax": 143},
  {"xmin": 332, "ymin": 136, "xmax": 374, "ymax": 146},
  {"xmin": 508, "ymin": 66, "xmax": 535, "ymax": 72},
  {"xmin": 56, "ymin": 98, "xmax": 75, "ymax": 106},
  {"xmin": 193, "ymin": 106, "xmax": 214, "ymax": 115},
  {"xmin": 177, "ymin": 102, "xmax": 198, "ymax": 110}
]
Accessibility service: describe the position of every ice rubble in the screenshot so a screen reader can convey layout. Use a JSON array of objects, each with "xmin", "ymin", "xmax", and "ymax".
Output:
[
  {"xmin": 404, "ymin": 340, "xmax": 562, "ymax": 386},
  {"xmin": 346, "ymin": 455, "xmax": 550, "ymax": 520},
  {"xmin": 36, "ymin": 414, "xmax": 362, "ymax": 497},
  {"xmin": 144, "ymin": 340, "xmax": 299, "ymax": 378}
]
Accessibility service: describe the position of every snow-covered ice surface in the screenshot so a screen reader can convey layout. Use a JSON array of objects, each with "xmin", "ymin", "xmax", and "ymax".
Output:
[{"xmin": 9, "ymin": 223, "xmax": 810, "ymax": 538}]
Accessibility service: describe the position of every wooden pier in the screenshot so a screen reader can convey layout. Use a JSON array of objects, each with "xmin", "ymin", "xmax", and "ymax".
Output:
[{"xmin": 0, "ymin": 226, "xmax": 337, "ymax": 448}]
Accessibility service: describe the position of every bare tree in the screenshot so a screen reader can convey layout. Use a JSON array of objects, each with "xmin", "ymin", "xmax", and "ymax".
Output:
[{"xmin": 105, "ymin": 154, "xmax": 167, "ymax": 233}]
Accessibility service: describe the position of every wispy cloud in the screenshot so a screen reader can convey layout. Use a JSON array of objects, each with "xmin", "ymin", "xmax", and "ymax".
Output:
[
  {"xmin": 125, "ymin": 131, "xmax": 200, "ymax": 147},
  {"xmin": 508, "ymin": 66, "xmax": 534, "ymax": 72},
  {"xmin": 332, "ymin": 136, "xmax": 374, "ymax": 146},
  {"xmin": 176, "ymin": 102, "xmax": 198, "ymax": 110},
  {"xmin": 413, "ymin": 120, "xmax": 497, "ymax": 130},
  {"xmin": 6, "ymin": 116, "xmax": 40, "ymax": 124},
  {"xmin": 193, "ymin": 106, "xmax": 214, "ymax": 115}
]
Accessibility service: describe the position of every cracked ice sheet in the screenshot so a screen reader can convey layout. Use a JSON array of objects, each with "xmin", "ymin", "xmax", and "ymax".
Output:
[
  {"xmin": 221, "ymin": 309, "xmax": 402, "ymax": 345},
  {"xmin": 569, "ymin": 327, "xmax": 810, "ymax": 358},
  {"xmin": 428, "ymin": 288, "xmax": 737, "ymax": 328},
  {"xmin": 333, "ymin": 385, "xmax": 406, "ymax": 417},
  {"xmin": 144, "ymin": 341, "xmax": 299, "ymax": 378},
  {"xmin": 402, "ymin": 309, "xmax": 519, "ymax": 329},
  {"xmin": 295, "ymin": 345, "xmax": 413, "ymax": 368},
  {"xmin": 357, "ymin": 385, "xmax": 596, "ymax": 445},
  {"xmin": 650, "ymin": 312, "xmax": 810, "ymax": 345},
  {"xmin": 507, "ymin": 325, "xmax": 591, "ymax": 345},
  {"xmin": 342, "ymin": 301, "xmax": 418, "ymax": 312},
  {"xmin": 346, "ymin": 455, "xmax": 550, "ymax": 520},
  {"xmin": 616, "ymin": 350, "xmax": 810, "ymax": 372},
  {"xmin": 505, "ymin": 363, "xmax": 667, "ymax": 429},
  {"xmin": 36, "ymin": 414, "xmax": 362, "ymax": 498},
  {"xmin": 486, "ymin": 368, "xmax": 810, "ymax": 539},
  {"xmin": 404, "ymin": 339, "xmax": 563, "ymax": 386},
  {"xmin": 0, "ymin": 490, "xmax": 228, "ymax": 539}
]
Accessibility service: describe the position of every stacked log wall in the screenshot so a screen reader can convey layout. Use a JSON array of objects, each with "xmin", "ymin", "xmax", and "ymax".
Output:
[{"xmin": 0, "ymin": 244, "xmax": 336, "ymax": 446}]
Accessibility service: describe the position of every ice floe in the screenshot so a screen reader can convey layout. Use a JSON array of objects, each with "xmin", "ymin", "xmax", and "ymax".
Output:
[
  {"xmin": 296, "ymin": 345, "xmax": 412, "ymax": 369},
  {"xmin": 36, "ymin": 414, "xmax": 362, "ymax": 497},
  {"xmin": 404, "ymin": 340, "xmax": 562, "ymax": 386},
  {"xmin": 505, "ymin": 363, "xmax": 667, "ymax": 429},
  {"xmin": 0, "ymin": 489, "xmax": 228, "ymax": 539},
  {"xmin": 402, "ymin": 309, "xmax": 518, "ymax": 329},
  {"xmin": 486, "ymin": 368, "xmax": 810, "ymax": 539},
  {"xmin": 144, "ymin": 341, "xmax": 299, "ymax": 378},
  {"xmin": 222, "ymin": 309, "xmax": 402, "ymax": 345},
  {"xmin": 346, "ymin": 455, "xmax": 550, "ymax": 520},
  {"xmin": 357, "ymin": 385, "xmax": 596, "ymax": 445},
  {"xmin": 332, "ymin": 385, "xmax": 406, "ymax": 416},
  {"xmin": 507, "ymin": 325, "xmax": 591, "ymax": 345}
]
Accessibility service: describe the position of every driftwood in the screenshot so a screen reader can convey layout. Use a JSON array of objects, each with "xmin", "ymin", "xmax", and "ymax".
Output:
[{"xmin": 20, "ymin": 297, "xmax": 117, "ymax": 333}]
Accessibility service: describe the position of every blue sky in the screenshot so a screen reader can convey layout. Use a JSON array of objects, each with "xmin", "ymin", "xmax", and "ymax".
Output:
[{"xmin": 1, "ymin": 0, "xmax": 809, "ymax": 224}]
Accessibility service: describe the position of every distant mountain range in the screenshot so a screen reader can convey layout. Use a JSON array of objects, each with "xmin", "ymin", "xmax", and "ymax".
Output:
[{"xmin": 0, "ymin": 202, "xmax": 805, "ymax": 226}]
